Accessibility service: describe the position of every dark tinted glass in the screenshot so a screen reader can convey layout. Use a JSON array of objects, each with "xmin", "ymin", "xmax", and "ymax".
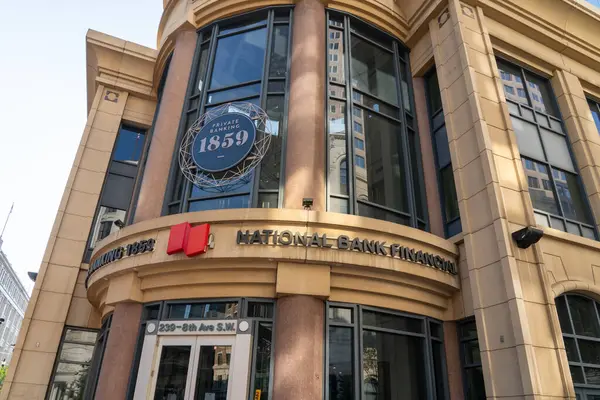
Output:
[
  {"xmin": 564, "ymin": 337, "xmax": 579, "ymax": 362},
  {"xmin": 269, "ymin": 25, "xmax": 289, "ymax": 78},
  {"xmin": 497, "ymin": 61, "xmax": 528, "ymax": 107},
  {"xmin": 556, "ymin": 296, "xmax": 573, "ymax": 334},
  {"xmin": 168, "ymin": 304, "xmax": 187, "ymax": 319},
  {"xmin": 409, "ymin": 132, "xmax": 425, "ymax": 220},
  {"xmin": 246, "ymin": 302, "xmax": 274, "ymax": 318},
  {"xmin": 145, "ymin": 304, "xmax": 161, "ymax": 320},
  {"xmin": 154, "ymin": 346, "xmax": 191, "ymax": 400},
  {"xmin": 362, "ymin": 331, "xmax": 427, "ymax": 400},
  {"xmin": 353, "ymin": 93, "xmax": 399, "ymax": 119},
  {"xmin": 328, "ymin": 29, "xmax": 346, "ymax": 83},
  {"xmin": 568, "ymin": 295, "xmax": 600, "ymax": 337},
  {"xmin": 196, "ymin": 43, "xmax": 211, "ymax": 93},
  {"xmin": 430, "ymin": 322, "xmax": 442, "ymax": 339},
  {"xmin": 260, "ymin": 96, "xmax": 285, "ymax": 190},
  {"xmin": 252, "ymin": 323, "xmax": 272, "ymax": 400},
  {"xmin": 464, "ymin": 367, "xmax": 486, "ymax": 400},
  {"xmin": 555, "ymin": 171, "xmax": 593, "ymax": 224},
  {"xmin": 207, "ymin": 83, "xmax": 261, "ymax": 104},
  {"xmin": 350, "ymin": 35, "xmax": 398, "ymax": 105},
  {"xmin": 460, "ymin": 320, "xmax": 478, "ymax": 340},
  {"xmin": 586, "ymin": 367, "xmax": 600, "ymax": 385},
  {"xmin": 434, "ymin": 126, "xmax": 451, "ymax": 167},
  {"xmin": 525, "ymin": 72, "xmax": 558, "ymax": 116},
  {"xmin": 329, "ymin": 327, "xmax": 354, "ymax": 400},
  {"xmin": 426, "ymin": 72, "xmax": 443, "ymax": 113},
  {"xmin": 189, "ymin": 302, "xmax": 238, "ymax": 319},
  {"xmin": 441, "ymin": 166, "xmax": 460, "ymax": 222},
  {"xmin": 113, "ymin": 127, "xmax": 145, "ymax": 164},
  {"xmin": 210, "ymin": 28, "xmax": 268, "ymax": 89},
  {"xmin": 219, "ymin": 18, "xmax": 266, "ymax": 36},
  {"xmin": 523, "ymin": 159, "xmax": 560, "ymax": 216},
  {"xmin": 590, "ymin": 100, "xmax": 600, "ymax": 133},
  {"xmin": 194, "ymin": 345, "xmax": 231, "ymax": 400},
  {"xmin": 357, "ymin": 202, "xmax": 410, "ymax": 226},
  {"xmin": 571, "ymin": 365, "xmax": 585, "ymax": 384},
  {"xmin": 329, "ymin": 100, "xmax": 348, "ymax": 195},
  {"xmin": 362, "ymin": 310, "xmax": 423, "ymax": 333},
  {"xmin": 189, "ymin": 195, "xmax": 251, "ymax": 212},
  {"xmin": 463, "ymin": 340, "xmax": 481, "ymax": 365},
  {"xmin": 329, "ymin": 307, "xmax": 353, "ymax": 323},
  {"xmin": 432, "ymin": 341, "xmax": 446, "ymax": 400},
  {"xmin": 579, "ymin": 339, "xmax": 600, "ymax": 364}
]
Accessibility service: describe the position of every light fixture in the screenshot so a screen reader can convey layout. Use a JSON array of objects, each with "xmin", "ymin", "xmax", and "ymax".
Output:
[
  {"xmin": 113, "ymin": 219, "xmax": 125, "ymax": 229},
  {"xmin": 302, "ymin": 198, "xmax": 313, "ymax": 209},
  {"xmin": 512, "ymin": 226, "xmax": 544, "ymax": 249},
  {"xmin": 27, "ymin": 272, "xmax": 38, "ymax": 282}
]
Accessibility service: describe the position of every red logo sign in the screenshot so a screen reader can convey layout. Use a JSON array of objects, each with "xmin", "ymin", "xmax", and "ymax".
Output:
[{"xmin": 167, "ymin": 223, "xmax": 211, "ymax": 257}]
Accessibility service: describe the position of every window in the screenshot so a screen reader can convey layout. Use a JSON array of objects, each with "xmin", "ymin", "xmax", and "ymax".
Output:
[
  {"xmin": 504, "ymin": 85, "xmax": 515, "ymax": 95},
  {"xmin": 425, "ymin": 70, "xmax": 461, "ymax": 237},
  {"xmin": 47, "ymin": 328, "xmax": 98, "ymax": 400},
  {"xmin": 354, "ymin": 138, "xmax": 364, "ymax": 150},
  {"xmin": 329, "ymin": 53, "xmax": 338, "ymax": 62},
  {"xmin": 331, "ymin": 105, "xmax": 336, "ymax": 113},
  {"xmin": 84, "ymin": 314, "xmax": 112, "ymax": 399},
  {"xmin": 589, "ymin": 99, "xmax": 600, "ymax": 134},
  {"xmin": 330, "ymin": 65, "xmax": 338, "ymax": 74},
  {"xmin": 517, "ymin": 88, "xmax": 526, "ymax": 98},
  {"xmin": 165, "ymin": 9, "xmax": 292, "ymax": 214},
  {"xmin": 555, "ymin": 294, "xmax": 600, "ymax": 396},
  {"xmin": 84, "ymin": 125, "xmax": 147, "ymax": 262},
  {"xmin": 329, "ymin": 43, "xmax": 339, "ymax": 50},
  {"xmin": 501, "ymin": 71, "xmax": 512, "ymax": 81},
  {"xmin": 497, "ymin": 59, "xmax": 596, "ymax": 240},
  {"xmin": 326, "ymin": 303, "xmax": 447, "ymax": 400},
  {"xmin": 326, "ymin": 12, "xmax": 427, "ymax": 230},
  {"xmin": 458, "ymin": 319, "xmax": 486, "ymax": 400}
]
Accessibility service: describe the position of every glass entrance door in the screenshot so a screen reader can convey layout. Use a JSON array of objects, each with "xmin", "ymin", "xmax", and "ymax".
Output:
[{"xmin": 151, "ymin": 336, "xmax": 235, "ymax": 400}]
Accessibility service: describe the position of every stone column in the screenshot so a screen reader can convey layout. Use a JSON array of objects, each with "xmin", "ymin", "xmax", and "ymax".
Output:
[
  {"xmin": 283, "ymin": 0, "xmax": 326, "ymax": 211},
  {"xmin": 272, "ymin": 295, "xmax": 324, "ymax": 400},
  {"xmin": 94, "ymin": 302, "xmax": 143, "ymax": 400},
  {"xmin": 431, "ymin": 1, "xmax": 570, "ymax": 398},
  {"xmin": 443, "ymin": 322, "xmax": 464, "ymax": 400},
  {"xmin": 134, "ymin": 28, "xmax": 197, "ymax": 222}
]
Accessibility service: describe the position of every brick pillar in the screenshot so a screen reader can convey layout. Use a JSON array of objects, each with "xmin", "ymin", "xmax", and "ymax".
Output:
[
  {"xmin": 94, "ymin": 302, "xmax": 143, "ymax": 400},
  {"xmin": 283, "ymin": 0, "xmax": 326, "ymax": 211},
  {"xmin": 431, "ymin": 1, "xmax": 571, "ymax": 398},
  {"xmin": 443, "ymin": 322, "xmax": 465, "ymax": 400},
  {"xmin": 272, "ymin": 295, "xmax": 324, "ymax": 400},
  {"xmin": 134, "ymin": 28, "xmax": 197, "ymax": 222}
]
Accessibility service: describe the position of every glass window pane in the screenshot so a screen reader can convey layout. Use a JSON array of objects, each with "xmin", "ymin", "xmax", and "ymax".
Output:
[
  {"xmin": 524, "ymin": 73, "xmax": 558, "ymax": 116},
  {"xmin": 189, "ymin": 195, "xmax": 250, "ymax": 212},
  {"xmin": 168, "ymin": 304, "xmax": 188, "ymax": 319},
  {"xmin": 523, "ymin": 159, "xmax": 560, "ymax": 216},
  {"xmin": 194, "ymin": 345, "xmax": 231, "ymax": 400},
  {"xmin": 578, "ymin": 339, "xmax": 600, "ymax": 365},
  {"xmin": 362, "ymin": 331, "xmax": 427, "ymax": 400},
  {"xmin": 549, "ymin": 118, "xmax": 563, "ymax": 133},
  {"xmin": 555, "ymin": 171, "xmax": 593, "ymax": 224},
  {"xmin": 328, "ymin": 100, "xmax": 348, "ymax": 196},
  {"xmin": 441, "ymin": 166, "xmax": 460, "ymax": 222},
  {"xmin": 246, "ymin": 302, "xmax": 273, "ymax": 318},
  {"xmin": 571, "ymin": 365, "xmax": 585, "ymax": 384},
  {"xmin": 566, "ymin": 221, "xmax": 581, "ymax": 236},
  {"xmin": 189, "ymin": 302, "xmax": 238, "ymax": 319},
  {"xmin": 329, "ymin": 327, "xmax": 354, "ymax": 400},
  {"xmin": 463, "ymin": 340, "xmax": 481, "ymax": 365},
  {"xmin": 464, "ymin": 367, "xmax": 486, "ymax": 400},
  {"xmin": 568, "ymin": 295, "xmax": 600, "ymax": 337},
  {"xmin": 259, "ymin": 96, "xmax": 285, "ymax": 190},
  {"xmin": 432, "ymin": 341, "xmax": 446, "ymax": 400},
  {"xmin": 540, "ymin": 129, "xmax": 574, "ymax": 172},
  {"xmin": 586, "ymin": 367, "xmax": 600, "ymax": 385},
  {"xmin": 590, "ymin": 100, "xmax": 600, "ymax": 133},
  {"xmin": 196, "ymin": 43, "xmax": 211, "ymax": 93},
  {"xmin": 330, "ymin": 84, "xmax": 346, "ymax": 98},
  {"xmin": 564, "ymin": 337, "xmax": 579, "ymax": 362},
  {"xmin": 64, "ymin": 329, "xmax": 97, "ymax": 345},
  {"xmin": 426, "ymin": 72, "xmax": 443, "ymax": 114},
  {"xmin": 268, "ymin": 81, "xmax": 285, "ymax": 92},
  {"xmin": 219, "ymin": 18, "xmax": 266, "ymax": 36},
  {"xmin": 521, "ymin": 107, "xmax": 534, "ymax": 121},
  {"xmin": 328, "ymin": 29, "xmax": 346, "ymax": 83},
  {"xmin": 534, "ymin": 212, "xmax": 550, "ymax": 227},
  {"xmin": 269, "ymin": 25, "xmax": 289, "ymax": 78},
  {"xmin": 252, "ymin": 323, "xmax": 272, "ymax": 400},
  {"xmin": 329, "ymin": 307, "xmax": 353, "ymax": 323},
  {"xmin": 498, "ymin": 61, "xmax": 528, "ymax": 106},
  {"xmin": 362, "ymin": 310, "xmax": 423, "ymax": 333},
  {"xmin": 154, "ymin": 346, "xmax": 191, "ymax": 400},
  {"xmin": 582, "ymin": 226, "xmax": 596, "ymax": 240},
  {"xmin": 460, "ymin": 320, "xmax": 478, "ymax": 340},
  {"xmin": 113, "ymin": 127, "xmax": 145, "ymax": 165},
  {"xmin": 207, "ymin": 83, "xmax": 262, "ymax": 104},
  {"xmin": 511, "ymin": 117, "xmax": 545, "ymax": 160},
  {"xmin": 352, "ymin": 92, "xmax": 399, "ymax": 119},
  {"xmin": 434, "ymin": 126, "xmax": 451, "ymax": 167},
  {"xmin": 210, "ymin": 28, "xmax": 267, "ymax": 89},
  {"xmin": 350, "ymin": 35, "xmax": 398, "ymax": 105},
  {"xmin": 357, "ymin": 202, "xmax": 410, "ymax": 226},
  {"xmin": 89, "ymin": 206, "xmax": 126, "ymax": 249},
  {"xmin": 354, "ymin": 112, "xmax": 407, "ymax": 212},
  {"xmin": 551, "ymin": 216, "xmax": 565, "ymax": 232},
  {"xmin": 258, "ymin": 193, "xmax": 278, "ymax": 208},
  {"xmin": 60, "ymin": 343, "xmax": 95, "ymax": 363},
  {"xmin": 330, "ymin": 197, "xmax": 349, "ymax": 214},
  {"xmin": 409, "ymin": 132, "xmax": 425, "ymax": 222},
  {"xmin": 555, "ymin": 296, "xmax": 573, "ymax": 334},
  {"xmin": 429, "ymin": 322, "xmax": 442, "ymax": 339},
  {"xmin": 49, "ymin": 363, "xmax": 93, "ymax": 400}
]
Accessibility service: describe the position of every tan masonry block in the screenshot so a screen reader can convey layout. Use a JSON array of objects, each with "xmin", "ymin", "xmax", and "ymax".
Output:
[
  {"xmin": 49, "ymin": 238, "xmax": 86, "ymax": 267},
  {"xmin": 486, "ymin": 125, "xmax": 515, "ymax": 159},
  {"xmin": 500, "ymin": 187, "xmax": 529, "ymax": 226},
  {"xmin": 88, "ymin": 307, "xmax": 102, "ymax": 329},
  {"xmin": 524, "ymin": 301, "xmax": 555, "ymax": 348},
  {"xmin": 571, "ymin": 140, "xmax": 592, "ymax": 169},
  {"xmin": 13, "ymin": 350, "xmax": 56, "ymax": 385},
  {"xmin": 517, "ymin": 261, "xmax": 546, "ymax": 304},
  {"xmin": 90, "ymin": 110, "xmax": 122, "ymax": 133},
  {"xmin": 79, "ymin": 147, "xmax": 111, "ymax": 173},
  {"xmin": 588, "ymin": 141, "xmax": 600, "ymax": 165},
  {"xmin": 446, "ymin": 73, "xmax": 469, "ymax": 113},
  {"xmin": 22, "ymin": 320, "xmax": 63, "ymax": 353},
  {"xmin": 473, "ymin": 261, "xmax": 505, "ymax": 309},
  {"xmin": 462, "ymin": 26, "xmax": 486, "ymax": 54},
  {"xmin": 438, "ymin": 28, "xmax": 460, "ymax": 66},
  {"xmin": 73, "ymin": 283, "xmax": 86, "ymax": 299},
  {"xmin": 448, "ymin": 99, "xmax": 473, "ymax": 139},
  {"xmin": 40, "ymin": 264, "xmax": 79, "ymax": 294},
  {"xmin": 49, "ymin": 212, "xmax": 64, "ymax": 238},
  {"xmin": 455, "ymin": 127, "xmax": 479, "ymax": 168},
  {"xmin": 66, "ymin": 297, "xmax": 93, "ymax": 326},
  {"xmin": 105, "ymin": 272, "xmax": 143, "ymax": 304},
  {"xmin": 466, "ymin": 46, "xmax": 493, "ymax": 78},
  {"xmin": 476, "ymin": 302, "xmax": 517, "ymax": 351},
  {"xmin": 462, "ymin": 277, "xmax": 474, "ymax": 316},
  {"xmin": 572, "ymin": 95, "xmax": 595, "ymax": 122},
  {"xmin": 563, "ymin": 116, "xmax": 588, "ymax": 145},
  {"xmin": 580, "ymin": 165, "xmax": 600, "ymax": 195},
  {"xmin": 86, "ymin": 128, "xmax": 117, "ymax": 153},
  {"xmin": 57, "ymin": 213, "xmax": 93, "ymax": 242},
  {"xmin": 466, "ymin": 223, "xmax": 502, "ymax": 268},
  {"xmin": 125, "ymin": 96, "xmax": 156, "ymax": 117},
  {"xmin": 557, "ymin": 94, "xmax": 577, "ymax": 120},
  {"xmin": 97, "ymin": 89, "xmax": 127, "ymax": 115},
  {"xmin": 534, "ymin": 346, "xmax": 566, "ymax": 396},
  {"xmin": 276, "ymin": 262, "xmax": 330, "ymax": 298},
  {"xmin": 32, "ymin": 291, "xmax": 71, "ymax": 323},
  {"xmin": 480, "ymin": 97, "xmax": 505, "ymax": 130},
  {"xmin": 474, "ymin": 72, "xmax": 498, "ymax": 103},
  {"xmin": 72, "ymin": 145, "xmax": 85, "ymax": 168},
  {"xmin": 439, "ymin": 50, "xmax": 465, "ymax": 90},
  {"xmin": 459, "ymin": 157, "xmax": 486, "ymax": 199},
  {"xmin": 65, "ymin": 190, "xmax": 99, "ymax": 218},
  {"xmin": 465, "ymin": 188, "xmax": 494, "ymax": 233},
  {"xmin": 4, "ymin": 383, "xmax": 47, "ymax": 400},
  {"xmin": 488, "ymin": 345, "xmax": 529, "ymax": 397},
  {"xmin": 436, "ymin": 10, "xmax": 456, "ymax": 44},
  {"xmin": 494, "ymin": 155, "xmax": 522, "ymax": 191},
  {"xmin": 23, "ymin": 290, "xmax": 39, "ymax": 320},
  {"xmin": 72, "ymin": 168, "xmax": 105, "ymax": 195},
  {"xmin": 41, "ymin": 236, "xmax": 56, "ymax": 264}
]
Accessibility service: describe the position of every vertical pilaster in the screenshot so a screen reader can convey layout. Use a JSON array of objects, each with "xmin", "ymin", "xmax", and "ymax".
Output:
[
  {"xmin": 283, "ymin": 0, "xmax": 326, "ymax": 211},
  {"xmin": 552, "ymin": 70, "xmax": 600, "ymax": 231},
  {"xmin": 431, "ymin": 0, "xmax": 571, "ymax": 398}
]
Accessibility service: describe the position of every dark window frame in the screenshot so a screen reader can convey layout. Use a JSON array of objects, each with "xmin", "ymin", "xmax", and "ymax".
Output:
[
  {"xmin": 457, "ymin": 317, "xmax": 486, "ymax": 400},
  {"xmin": 325, "ymin": 10, "xmax": 429, "ymax": 231},
  {"xmin": 163, "ymin": 7, "xmax": 294, "ymax": 215},
  {"xmin": 424, "ymin": 68, "xmax": 461, "ymax": 238},
  {"xmin": 84, "ymin": 313, "xmax": 113, "ymax": 399},
  {"xmin": 325, "ymin": 301, "xmax": 448, "ymax": 400},
  {"xmin": 497, "ymin": 58, "xmax": 597, "ymax": 240},
  {"xmin": 588, "ymin": 97, "xmax": 600, "ymax": 135}
]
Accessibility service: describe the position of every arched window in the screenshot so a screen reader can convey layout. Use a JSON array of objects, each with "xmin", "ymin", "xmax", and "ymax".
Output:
[
  {"xmin": 164, "ymin": 8, "xmax": 292, "ymax": 214},
  {"xmin": 556, "ymin": 293, "xmax": 600, "ymax": 397}
]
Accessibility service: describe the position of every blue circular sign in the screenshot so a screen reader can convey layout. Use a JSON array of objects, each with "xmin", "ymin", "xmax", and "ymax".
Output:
[{"xmin": 192, "ymin": 112, "xmax": 257, "ymax": 173}]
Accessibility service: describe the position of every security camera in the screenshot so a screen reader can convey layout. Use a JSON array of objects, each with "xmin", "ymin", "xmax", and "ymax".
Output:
[
  {"xmin": 512, "ymin": 226, "xmax": 544, "ymax": 249},
  {"xmin": 114, "ymin": 219, "xmax": 126, "ymax": 229},
  {"xmin": 302, "ymin": 198, "xmax": 314, "ymax": 209}
]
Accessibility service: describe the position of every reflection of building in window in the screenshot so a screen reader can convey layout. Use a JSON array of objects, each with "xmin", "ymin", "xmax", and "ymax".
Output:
[{"xmin": 89, "ymin": 206, "xmax": 126, "ymax": 249}]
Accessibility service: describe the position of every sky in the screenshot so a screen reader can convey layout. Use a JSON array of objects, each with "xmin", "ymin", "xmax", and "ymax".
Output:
[{"xmin": 0, "ymin": 0, "xmax": 163, "ymax": 293}]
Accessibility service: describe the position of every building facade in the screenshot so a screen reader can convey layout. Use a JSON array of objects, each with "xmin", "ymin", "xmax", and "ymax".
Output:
[
  {"xmin": 5, "ymin": 0, "xmax": 600, "ymax": 399},
  {"xmin": 0, "ymin": 246, "xmax": 29, "ymax": 365}
]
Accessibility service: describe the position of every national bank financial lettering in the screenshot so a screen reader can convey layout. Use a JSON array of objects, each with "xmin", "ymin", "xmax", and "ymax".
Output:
[{"xmin": 236, "ymin": 230, "xmax": 457, "ymax": 275}]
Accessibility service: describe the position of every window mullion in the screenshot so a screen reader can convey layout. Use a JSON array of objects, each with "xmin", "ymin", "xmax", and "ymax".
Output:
[
  {"xmin": 564, "ymin": 295, "xmax": 586, "ymax": 383},
  {"xmin": 277, "ymin": 10, "xmax": 293, "ymax": 209},
  {"xmin": 343, "ymin": 15, "xmax": 357, "ymax": 216},
  {"xmin": 393, "ymin": 40, "xmax": 417, "ymax": 228},
  {"xmin": 548, "ymin": 164, "xmax": 568, "ymax": 221}
]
